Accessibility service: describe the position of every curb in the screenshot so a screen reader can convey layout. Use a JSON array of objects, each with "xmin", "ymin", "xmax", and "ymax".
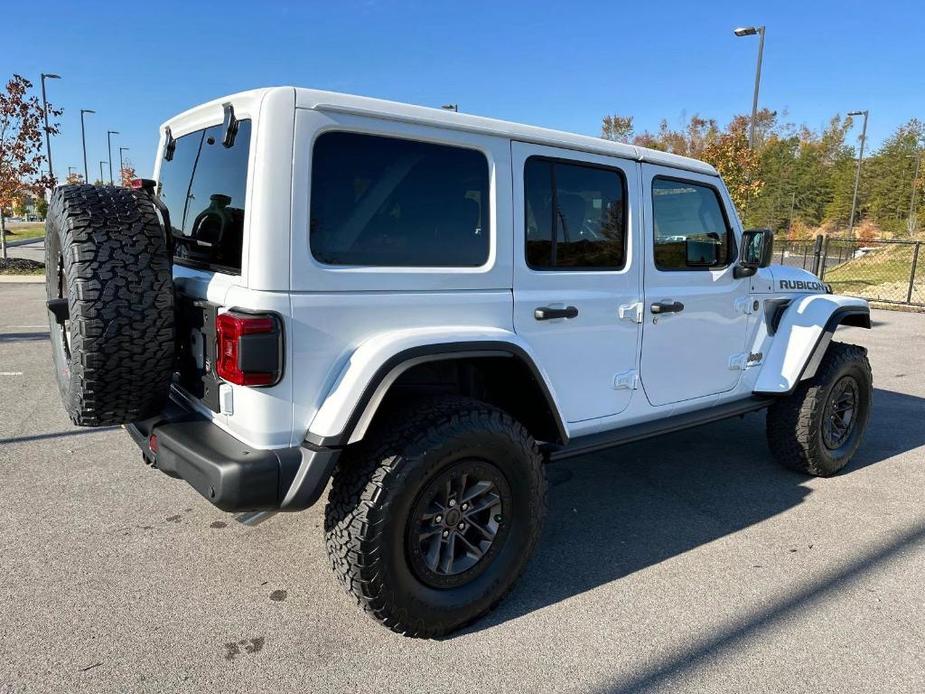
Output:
[
  {"xmin": 2, "ymin": 236, "xmax": 45, "ymax": 248},
  {"xmin": 0, "ymin": 275, "xmax": 44, "ymax": 284}
]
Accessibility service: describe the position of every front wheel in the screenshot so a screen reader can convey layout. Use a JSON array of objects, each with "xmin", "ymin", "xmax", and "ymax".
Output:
[
  {"xmin": 767, "ymin": 341, "xmax": 872, "ymax": 476},
  {"xmin": 324, "ymin": 397, "xmax": 546, "ymax": 637}
]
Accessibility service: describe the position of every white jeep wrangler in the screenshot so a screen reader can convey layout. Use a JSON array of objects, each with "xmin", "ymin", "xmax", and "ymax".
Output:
[{"xmin": 44, "ymin": 87, "xmax": 872, "ymax": 637}]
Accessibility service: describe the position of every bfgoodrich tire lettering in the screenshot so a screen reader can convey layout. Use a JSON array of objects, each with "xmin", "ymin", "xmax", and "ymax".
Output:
[
  {"xmin": 324, "ymin": 396, "xmax": 547, "ymax": 638},
  {"xmin": 766, "ymin": 341, "xmax": 872, "ymax": 476},
  {"xmin": 45, "ymin": 184, "xmax": 175, "ymax": 426}
]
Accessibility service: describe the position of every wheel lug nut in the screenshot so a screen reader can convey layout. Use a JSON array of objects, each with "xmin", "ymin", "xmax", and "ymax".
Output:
[
  {"xmin": 448, "ymin": 499, "xmax": 456, "ymax": 507},
  {"xmin": 461, "ymin": 503, "xmax": 468, "ymax": 511},
  {"xmin": 442, "ymin": 530, "xmax": 449, "ymax": 538},
  {"xmin": 434, "ymin": 515, "xmax": 442, "ymax": 524},
  {"xmin": 457, "ymin": 522, "xmax": 465, "ymax": 530}
]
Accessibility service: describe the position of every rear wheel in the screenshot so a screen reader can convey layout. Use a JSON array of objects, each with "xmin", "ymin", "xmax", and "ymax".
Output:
[
  {"xmin": 324, "ymin": 397, "xmax": 546, "ymax": 637},
  {"xmin": 45, "ymin": 184, "xmax": 175, "ymax": 426},
  {"xmin": 767, "ymin": 341, "xmax": 872, "ymax": 476}
]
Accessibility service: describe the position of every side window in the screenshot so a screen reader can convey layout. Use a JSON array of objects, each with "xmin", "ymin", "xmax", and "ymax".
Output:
[
  {"xmin": 524, "ymin": 157, "xmax": 626, "ymax": 270},
  {"xmin": 651, "ymin": 177, "xmax": 734, "ymax": 271},
  {"xmin": 310, "ymin": 132, "xmax": 489, "ymax": 267}
]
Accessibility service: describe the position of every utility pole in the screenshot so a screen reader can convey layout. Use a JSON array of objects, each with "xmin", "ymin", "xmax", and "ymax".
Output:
[
  {"xmin": 99, "ymin": 161, "xmax": 107, "ymax": 186},
  {"xmin": 847, "ymin": 110, "xmax": 869, "ymax": 238}
]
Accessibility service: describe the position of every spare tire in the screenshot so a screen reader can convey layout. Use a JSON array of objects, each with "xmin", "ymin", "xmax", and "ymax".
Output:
[{"xmin": 45, "ymin": 184, "xmax": 175, "ymax": 426}]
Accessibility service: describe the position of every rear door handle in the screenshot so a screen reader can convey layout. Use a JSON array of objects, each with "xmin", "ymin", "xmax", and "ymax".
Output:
[
  {"xmin": 534, "ymin": 306, "xmax": 579, "ymax": 321},
  {"xmin": 650, "ymin": 301, "xmax": 684, "ymax": 314}
]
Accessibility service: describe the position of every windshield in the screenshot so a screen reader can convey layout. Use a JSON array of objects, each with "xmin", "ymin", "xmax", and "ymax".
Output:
[{"xmin": 157, "ymin": 119, "xmax": 252, "ymax": 274}]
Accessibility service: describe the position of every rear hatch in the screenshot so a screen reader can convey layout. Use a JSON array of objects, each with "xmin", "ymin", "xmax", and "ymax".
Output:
[{"xmin": 157, "ymin": 115, "xmax": 252, "ymax": 412}]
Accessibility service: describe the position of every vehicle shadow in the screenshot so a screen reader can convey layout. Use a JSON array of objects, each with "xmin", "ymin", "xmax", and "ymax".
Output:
[{"xmin": 461, "ymin": 387, "xmax": 924, "ymax": 635}]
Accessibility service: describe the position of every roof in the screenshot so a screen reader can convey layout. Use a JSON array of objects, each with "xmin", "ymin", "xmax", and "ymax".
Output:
[
  {"xmin": 293, "ymin": 87, "xmax": 718, "ymax": 176},
  {"xmin": 161, "ymin": 87, "xmax": 718, "ymax": 177}
]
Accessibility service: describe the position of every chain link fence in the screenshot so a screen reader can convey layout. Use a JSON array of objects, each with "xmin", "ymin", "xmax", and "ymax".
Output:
[{"xmin": 772, "ymin": 235, "xmax": 925, "ymax": 307}]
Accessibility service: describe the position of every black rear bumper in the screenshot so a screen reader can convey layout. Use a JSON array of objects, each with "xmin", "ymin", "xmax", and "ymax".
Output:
[{"xmin": 126, "ymin": 393, "xmax": 339, "ymax": 513}]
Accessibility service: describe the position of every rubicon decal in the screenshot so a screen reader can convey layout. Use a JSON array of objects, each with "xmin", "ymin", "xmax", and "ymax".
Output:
[{"xmin": 779, "ymin": 279, "xmax": 826, "ymax": 292}]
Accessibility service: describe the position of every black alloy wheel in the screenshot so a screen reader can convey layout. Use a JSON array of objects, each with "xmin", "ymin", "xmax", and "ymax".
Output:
[{"xmin": 406, "ymin": 460, "xmax": 512, "ymax": 589}]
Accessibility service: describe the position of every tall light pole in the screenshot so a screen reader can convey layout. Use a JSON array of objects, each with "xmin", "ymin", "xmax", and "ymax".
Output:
[
  {"xmin": 846, "ymin": 110, "xmax": 869, "ymax": 237},
  {"xmin": 80, "ymin": 109, "xmax": 95, "ymax": 182},
  {"xmin": 106, "ymin": 130, "xmax": 119, "ymax": 185},
  {"xmin": 119, "ymin": 147, "xmax": 130, "ymax": 185},
  {"xmin": 99, "ymin": 161, "xmax": 107, "ymax": 185},
  {"xmin": 734, "ymin": 25, "xmax": 766, "ymax": 149},
  {"xmin": 40, "ymin": 73, "xmax": 61, "ymax": 190},
  {"xmin": 67, "ymin": 166, "xmax": 76, "ymax": 178}
]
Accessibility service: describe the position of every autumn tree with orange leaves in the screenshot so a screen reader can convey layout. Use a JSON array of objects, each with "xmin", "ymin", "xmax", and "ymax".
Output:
[
  {"xmin": 120, "ymin": 162, "xmax": 136, "ymax": 188},
  {"xmin": 0, "ymin": 74, "xmax": 61, "ymax": 258}
]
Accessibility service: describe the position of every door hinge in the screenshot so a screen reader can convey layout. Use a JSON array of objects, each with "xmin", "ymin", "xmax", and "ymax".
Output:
[
  {"xmin": 618, "ymin": 302, "xmax": 644, "ymax": 324},
  {"xmin": 728, "ymin": 352, "xmax": 748, "ymax": 370},
  {"xmin": 613, "ymin": 369, "xmax": 639, "ymax": 390}
]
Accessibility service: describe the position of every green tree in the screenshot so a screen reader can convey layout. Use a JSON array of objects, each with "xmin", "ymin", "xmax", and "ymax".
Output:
[{"xmin": 862, "ymin": 119, "xmax": 924, "ymax": 236}]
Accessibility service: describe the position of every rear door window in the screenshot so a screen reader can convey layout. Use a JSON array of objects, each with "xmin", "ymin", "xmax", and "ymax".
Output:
[
  {"xmin": 310, "ymin": 132, "xmax": 490, "ymax": 267},
  {"xmin": 524, "ymin": 157, "xmax": 627, "ymax": 270},
  {"xmin": 158, "ymin": 120, "xmax": 252, "ymax": 274}
]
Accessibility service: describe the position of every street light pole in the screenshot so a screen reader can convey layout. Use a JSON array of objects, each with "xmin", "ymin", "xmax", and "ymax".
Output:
[
  {"xmin": 119, "ymin": 147, "xmax": 130, "ymax": 186},
  {"xmin": 99, "ymin": 161, "xmax": 107, "ymax": 185},
  {"xmin": 734, "ymin": 25, "xmax": 766, "ymax": 149},
  {"xmin": 40, "ymin": 73, "xmax": 61, "ymax": 190},
  {"xmin": 847, "ymin": 110, "xmax": 869, "ymax": 237},
  {"xmin": 107, "ymin": 131, "xmax": 119, "ymax": 185},
  {"xmin": 80, "ymin": 109, "xmax": 95, "ymax": 182}
]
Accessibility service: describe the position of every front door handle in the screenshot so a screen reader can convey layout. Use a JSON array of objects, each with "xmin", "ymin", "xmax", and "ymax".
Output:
[
  {"xmin": 650, "ymin": 301, "xmax": 685, "ymax": 314},
  {"xmin": 534, "ymin": 306, "xmax": 579, "ymax": 321}
]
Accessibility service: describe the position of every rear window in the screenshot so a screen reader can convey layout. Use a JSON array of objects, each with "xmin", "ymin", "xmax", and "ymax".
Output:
[
  {"xmin": 310, "ymin": 132, "xmax": 490, "ymax": 267},
  {"xmin": 158, "ymin": 120, "xmax": 252, "ymax": 274}
]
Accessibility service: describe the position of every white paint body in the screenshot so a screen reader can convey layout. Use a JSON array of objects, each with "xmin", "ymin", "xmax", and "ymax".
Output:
[{"xmin": 156, "ymin": 87, "xmax": 868, "ymax": 450}]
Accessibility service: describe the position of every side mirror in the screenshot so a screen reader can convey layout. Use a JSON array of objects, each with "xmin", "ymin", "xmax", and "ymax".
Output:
[{"xmin": 734, "ymin": 229, "xmax": 774, "ymax": 278}]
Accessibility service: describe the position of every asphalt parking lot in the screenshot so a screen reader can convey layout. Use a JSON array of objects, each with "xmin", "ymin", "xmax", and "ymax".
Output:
[{"xmin": 1, "ymin": 282, "xmax": 923, "ymax": 694}]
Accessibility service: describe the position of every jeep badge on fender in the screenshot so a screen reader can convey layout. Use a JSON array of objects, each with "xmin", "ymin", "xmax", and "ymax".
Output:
[{"xmin": 43, "ymin": 87, "xmax": 874, "ymax": 638}]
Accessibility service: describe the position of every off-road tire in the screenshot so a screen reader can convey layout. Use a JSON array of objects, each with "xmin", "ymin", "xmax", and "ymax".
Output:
[
  {"xmin": 45, "ymin": 184, "xmax": 174, "ymax": 426},
  {"xmin": 767, "ymin": 341, "xmax": 872, "ymax": 476},
  {"xmin": 324, "ymin": 396, "xmax": 547, "ymax": 638}
]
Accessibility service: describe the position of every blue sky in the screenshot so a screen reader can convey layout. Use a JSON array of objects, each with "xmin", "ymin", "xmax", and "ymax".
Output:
[{"xmin": 3, "ymin": 0, "xmax": 922, "ymax": 181}]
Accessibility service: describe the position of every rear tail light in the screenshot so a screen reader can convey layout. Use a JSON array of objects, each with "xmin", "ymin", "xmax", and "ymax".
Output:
[{"xmin": 215, "ymin": 311, "xmax": 282, "ymax": 387}]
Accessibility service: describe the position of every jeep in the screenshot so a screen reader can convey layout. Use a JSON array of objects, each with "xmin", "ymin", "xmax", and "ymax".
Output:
[{"xmin": 44, "ymin": 87, "xmax": 872, "ymax": 637}]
